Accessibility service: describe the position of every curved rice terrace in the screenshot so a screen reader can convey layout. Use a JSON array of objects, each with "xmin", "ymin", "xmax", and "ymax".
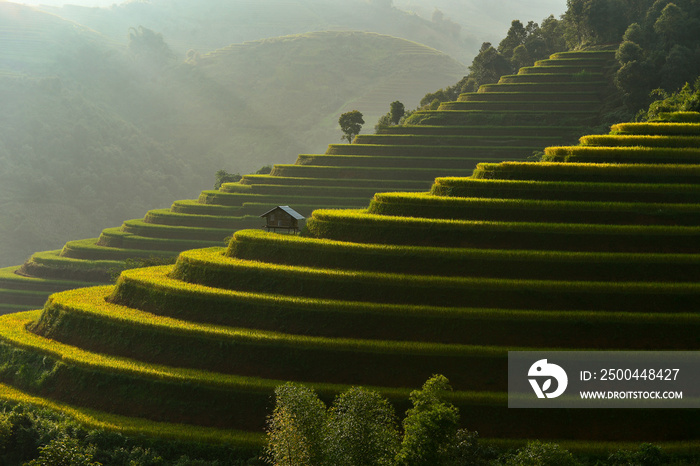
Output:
[
  {"xmin": 0, "ymin": 49, "xmax": 617, "ymax": 314},
  {"xmin": 1, "ymin": 113, "xmax": 700, "ymax": 452}
]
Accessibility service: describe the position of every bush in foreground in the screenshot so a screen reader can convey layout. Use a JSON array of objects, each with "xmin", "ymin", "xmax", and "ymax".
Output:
[{"xmin": 265, "ymin": 375, "xmax": 493, "ymax": 466}]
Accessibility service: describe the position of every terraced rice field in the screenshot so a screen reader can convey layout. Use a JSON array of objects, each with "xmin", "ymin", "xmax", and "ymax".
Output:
[
  {"xmin": 0, "ymin": 49, "xmax": 617, "ymax": 313},
  {"xmin": 1, "ymin": 113, "xmax": 699, "ymax": 451}
]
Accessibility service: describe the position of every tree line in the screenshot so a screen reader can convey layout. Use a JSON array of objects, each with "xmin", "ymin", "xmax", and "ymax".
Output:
[
  {"xmin": 264, "ymin": 375, "xmax": 675, "ymax": 466},
  {"xmin": 410, "ymin": 0, "xmax": 700, "ymax": 123}
]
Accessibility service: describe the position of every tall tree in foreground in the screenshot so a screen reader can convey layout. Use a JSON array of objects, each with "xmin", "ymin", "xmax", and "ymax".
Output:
[
  {"xmin": 396, "ymin": 375, "xmax": 460, "ymax": 466},
  {"xmin": 324, "ymin": 387, "xmax": 401, "ymax": 466},
  {"xmin": 265, "ymin": 383, "xmax": 327, "ymax": 466}
]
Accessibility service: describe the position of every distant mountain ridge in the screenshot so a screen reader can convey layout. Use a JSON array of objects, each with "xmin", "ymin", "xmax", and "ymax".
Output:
[
  {"xmin": 395, "ymin": 0, "xmax": 567, "ymax": 45},
  {"xmin": 36, "ymin": 0, "xmax": 477, "ymax": 63}
]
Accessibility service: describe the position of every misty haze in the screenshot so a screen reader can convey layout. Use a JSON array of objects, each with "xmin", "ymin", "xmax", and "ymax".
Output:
[{"xmin": 2, "ymin": 0, "xmax": 700, "ymax": 464}]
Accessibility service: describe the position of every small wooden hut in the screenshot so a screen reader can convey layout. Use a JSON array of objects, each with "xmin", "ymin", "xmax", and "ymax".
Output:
[{"xmin": 260, "ymin": 206, "xmax": 305, "ymax": 234}]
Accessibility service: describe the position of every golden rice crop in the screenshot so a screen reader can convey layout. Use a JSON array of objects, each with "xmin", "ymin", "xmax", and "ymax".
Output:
[
  {"xmin": 611, "ymin": 122, "xmax": 700, "ymax": 135},
  {"xmin": 308, "ymin": 208, "xmax": 700, "ymax": 235},
  {"xmin": 580, "ymin": 135, "xmax": 700, "ymax": 147},
  {"xmin": 369, "ymin": 191, "xmax": 700, "ymax": 214},
  {"xmin": 0, "ymin": 310, "xmax": 502, "ymax": 404}
]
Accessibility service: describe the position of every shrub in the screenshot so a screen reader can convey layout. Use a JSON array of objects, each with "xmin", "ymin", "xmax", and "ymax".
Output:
[
  {"xmin": 24, "ymin": 436, "xmax": 101, "ymax": 466},
  {"xmin": 444, "ymin": 430, "xmax": 497, "ymax": 465},
  {"xmin": 607, "ymin": 443, "xmax": 666, "ymax": 466},
  {"xmin": 638, "ymin": 81, "xmax": 700, "ymax": 122},
  {"xmin": 395, "ymin": 375, "xmax": 459, "ymax": 466},
  {"xmin": 265, "ymin": 383, "xmax": 326, "ymax": 466},
  {"xmin": 496, "ymin": 441, "xmax": 579, "ymax": 466},
  {"xmin": 324, "ymin": 387, "xmax": 400, "ymax": 466},
  {"xmin": 214, "ymin": 170, "xmax": 241, "ymax": 190},
  {"xmin": 0, "ymin": 411, "xmax": 12, "ymax": 455}
]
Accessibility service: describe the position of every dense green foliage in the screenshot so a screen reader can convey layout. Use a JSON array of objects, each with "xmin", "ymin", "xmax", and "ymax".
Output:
[
  {"xmin": 418, "ymin": 15, "xmax": 569, "ymax": 109},
  {"xmin": 611, "ymin": 0, "xmax": 700, "ymax": 115},
  {"xmin": 324, "ymin": 387, "xmax": 400, "ymax": 466},
  {"xmin": 214, "ymin": 170, "xmax": 242, "ymax": 190},
  {"xmin": 264, "ymin": 383, "xmax": 327, "ymax": 465},
  {"xmin": 0, "ymin": 401, "xmax": 259, "ymax": 465},
  {"xmin": 376, "ymin": 101, "xmax": 407, "ymax": 130},
  {"xmin": 0, "ymin": 384, "xmax": 676, "ymax": 465},
  {"xmin": 395, "ymin": 375, "xmax": 459, "ymax": 466},
  {"xmin": 264, "ymin": 378, "xmax": 689, "ymax": 466},
  {"xmin": 419, "ymin": 0, "xmax": 700, "ymax": 126},
  {"xmin": 637, "ymin": 79, "xmax": 700, "ymax": 121},
  {"xmin": 265, "ymin": 376, "xmax": 463, "ymax": 466}
]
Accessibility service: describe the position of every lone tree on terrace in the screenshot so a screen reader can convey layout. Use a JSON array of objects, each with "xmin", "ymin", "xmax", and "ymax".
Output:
[
  {"xmin": 339, "ymin": 110, "xmax": 364, "ymax": 143},
  {"xmin": 390, "ymin": 100, "xmax": 405, "ymax": 125}
]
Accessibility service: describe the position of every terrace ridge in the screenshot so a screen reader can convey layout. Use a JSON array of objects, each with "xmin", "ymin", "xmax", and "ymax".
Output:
[{"xmin": 3, "ymin": 112, "xmax": 700, "ymax": 449}]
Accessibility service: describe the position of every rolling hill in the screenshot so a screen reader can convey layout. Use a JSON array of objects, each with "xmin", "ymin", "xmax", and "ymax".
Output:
[
  {"xmin": 0, "ymin": 2, "xmax": 467, "ymax": 267},
  {"xmin": 36, "ymin": 0, "xmax": 478, "ymax": 64}
]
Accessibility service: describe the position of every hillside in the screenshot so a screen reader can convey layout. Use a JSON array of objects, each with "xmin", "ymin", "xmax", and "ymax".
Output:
[
  {"xmin": 0, "ymin": 2, "xmax": 467, "ymax": 267},
  {"xmin": 0, "ymin": 112, "xmax": 699, "ymax": 453},
  {"xmin": 0, "ymin": 50, "xmax": 617, "ymax": 313},
  {"xmin": 193, "ymin": 31, "xmax": 467, "ymax": 145},
  {"xmin": 0, "ymin": 2, "xmax": 194, "ymax": 265}
]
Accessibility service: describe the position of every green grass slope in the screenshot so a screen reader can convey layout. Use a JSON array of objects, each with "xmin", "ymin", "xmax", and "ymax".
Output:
[
  {"xmin": 1, "ymin": 113, "xmax": 699, "ymax": 451},
  {"xmin": 0, "ymin": 49, "xmax": 616, "ymax": 313}
]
